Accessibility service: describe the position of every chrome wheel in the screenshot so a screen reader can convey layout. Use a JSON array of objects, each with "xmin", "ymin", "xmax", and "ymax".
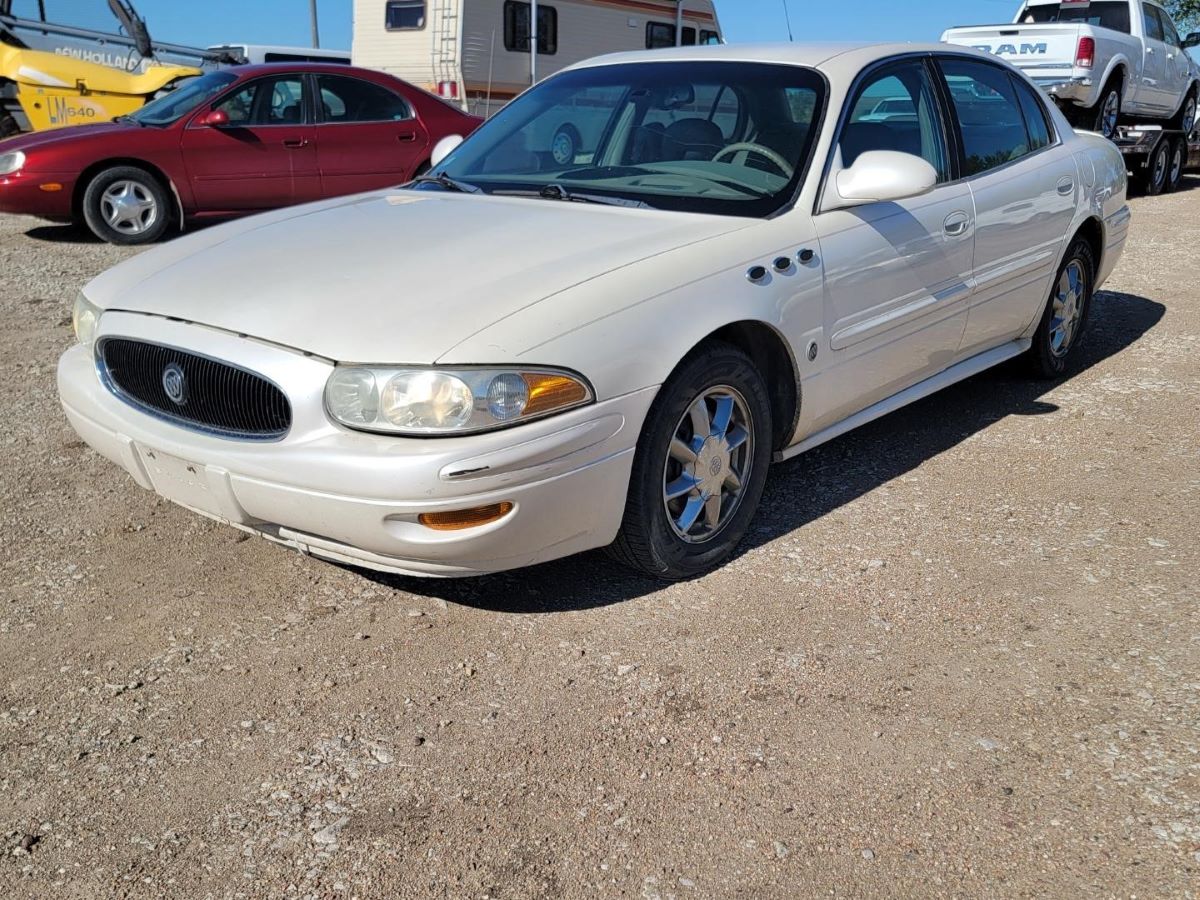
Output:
[
  {"xmin": 662, "ymin": 386, "xmax": 754, "ymax": 544},
  {"xmin": 1098, "ymin": 90, "xmax": 1119, "ymax": 138},
  {"xmin": 101, "ymin": 179, "xmax": 158, "ymax": 236},
  {"xmin": 1050, "ymin": 261, "xmax": 1085, "ymax": 357}
]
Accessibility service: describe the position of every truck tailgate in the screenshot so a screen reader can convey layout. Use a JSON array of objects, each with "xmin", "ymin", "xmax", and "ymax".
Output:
[{"xmin": 941, "ymin": 23, "xmax": 1083, "ymax": 73}]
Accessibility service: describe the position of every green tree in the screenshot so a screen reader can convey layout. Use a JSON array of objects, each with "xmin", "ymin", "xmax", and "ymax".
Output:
[{"xmin": 1168, "ymin": 1, "xmax": 1200, "ymax": 32}]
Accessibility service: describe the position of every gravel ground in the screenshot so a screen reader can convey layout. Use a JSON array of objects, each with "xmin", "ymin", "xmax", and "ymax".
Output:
[{"xmin": 0, "ymin": 182, "xmax": 1197, "ymax": 900}]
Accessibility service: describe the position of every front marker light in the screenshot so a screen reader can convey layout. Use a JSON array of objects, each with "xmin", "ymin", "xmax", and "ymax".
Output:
[
  {"xmin": 0, "ymin": 150, "xmax": 25, "ymax": 176},
  {"xmin": 326, "ymin": 366, "xmax": 593, "ymax": 435},
  {"xmin": 72, "ymin": 292, "xmax": 102, "ymax": 348}
]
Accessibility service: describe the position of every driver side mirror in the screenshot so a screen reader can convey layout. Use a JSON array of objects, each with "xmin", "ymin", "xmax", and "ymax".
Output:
[
  {"xmin": 1185, "ymin": 31, "xmax": 1200, "ymax": 49},
  {"xmin": 833, "ymin": 150, "xmax": 938, "ymax": 206},
  {"xmin": 196, "ymin": 109, "xmax": 230, "ymax": 128}
]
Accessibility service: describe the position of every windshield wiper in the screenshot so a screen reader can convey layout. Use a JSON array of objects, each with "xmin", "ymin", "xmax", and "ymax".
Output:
[
  {"xmin": 411, "ymin": 172, "xmax": 482, "ymax": 194},
  {"xmin": 113, "ymin": 114, "xmax": 146, "ymax": 127},
  {"xmin": 495, "ymin": 183, "xmax": 652, "ymax": 209}
]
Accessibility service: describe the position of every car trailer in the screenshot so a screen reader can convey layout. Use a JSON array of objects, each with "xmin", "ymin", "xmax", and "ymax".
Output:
[{"xmin": 1112, "ymin": 125, "xmax": 1200, "ymax": 195}]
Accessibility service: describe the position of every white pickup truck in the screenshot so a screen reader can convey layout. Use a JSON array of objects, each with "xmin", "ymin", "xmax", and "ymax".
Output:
[{"xmin": 942, "ymin": 0, "xmax": 1199, "ymax": 139}]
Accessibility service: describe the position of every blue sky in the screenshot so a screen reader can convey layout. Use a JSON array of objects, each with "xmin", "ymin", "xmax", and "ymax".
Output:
[{"xmin": 132, "ymin": 0, "xmax": 1023, "ymax": 52}]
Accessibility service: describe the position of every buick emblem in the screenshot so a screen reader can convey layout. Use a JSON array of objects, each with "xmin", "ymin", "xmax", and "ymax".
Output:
[{"xmin": 162, "ymin": 362, "xmax": 187, "ymax": 406}]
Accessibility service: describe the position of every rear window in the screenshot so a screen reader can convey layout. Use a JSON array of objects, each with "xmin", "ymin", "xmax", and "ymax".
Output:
[{"xmin": 1020, "ymin": 1, "xmax": 1131, "ymax": 34}]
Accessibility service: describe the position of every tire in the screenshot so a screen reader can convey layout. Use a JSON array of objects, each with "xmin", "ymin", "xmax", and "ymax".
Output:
[
  {"xmin": 550, "ymin": 124, "xmax": 581, "ymax": 166},
  {"xmin": 1169, "ymin": 89, "xmax": 1197, "ymax": 134},
  {"xmin": 81, "ymin": 165, "xmax": 172, "ymax": 245},
  {"xmin": 1136, "ymin": 138, "xmax": 1171, "ymax": 196},
  {"xmin": 1165, "ymin": 137, "xmax": 1186, "ymax": 193},
  {"xmin": 0, "ymin": 110, "xmax": 19, "ymax": 139},
  {"xmin": 607, "ymin": 342, "xmax": 773, "ymax": 580},
  {"xmin": 1026, "ymin": 238, "xmax": 1096, "ymax": 379},
  {"xmin": 1072, "ymin": 79, "xmax": 1121, "ymax": 140}
]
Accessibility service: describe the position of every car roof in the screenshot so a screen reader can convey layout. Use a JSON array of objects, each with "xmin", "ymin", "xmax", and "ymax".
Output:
[
  {"xmin": 223, "ymin": 62, "xmax": 389, "ymax": 78},
  {"xmin": 567, "ymin": 41, "xmax": 969, "ymax": 76}
]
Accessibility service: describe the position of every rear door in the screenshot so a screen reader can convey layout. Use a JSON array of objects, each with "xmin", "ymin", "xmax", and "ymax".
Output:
[
  {"xmin": 180, "ymin": 74, "xmax": 318, "ymax": 212},
  {"xmin": 313, "ymin": 73, "xmax": 429, "ymax": 196},
  {"xmin": 1140, "ymin": 2, "xmax": 1172, "ymax": 112},
  {"xmin": 1153, "ymin": 5, "xmax": 1192, "ymax": 114},
  {"xmin": 811, "ymin": 57, "xmax": 975, "ymax": 428},
  {"xmin": 936, "ymin": 58, "xmax": 1079, "ymax": 357}
]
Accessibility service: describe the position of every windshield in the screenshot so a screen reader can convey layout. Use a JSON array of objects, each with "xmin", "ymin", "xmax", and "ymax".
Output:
[
  {"xmin": 130, "ymin": 71, "xmax": 238, "ymax": 126},
  {"xmin": 1020, "ymin": 1, "xmax": 1131, "ymax": 33},
  {"xmin": 426, "ymin": 61, "xmax": 825, "ymax": 217}
]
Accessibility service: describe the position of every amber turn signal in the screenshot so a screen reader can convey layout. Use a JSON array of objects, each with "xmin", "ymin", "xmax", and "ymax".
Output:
[
  {"xmin": 522, "ymin": 373, "xmax": 590, "ymax": 417},
  {"xmin": 38, "ymin": 183, "xmax": 64, "ymax": 192},
  {"xmin": 418, "ymin": 502, "xmax": 514, "ymax": 531}
]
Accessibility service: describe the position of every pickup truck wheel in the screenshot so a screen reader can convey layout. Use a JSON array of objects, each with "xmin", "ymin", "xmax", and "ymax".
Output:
[
  {"xmin": 1090, "ymin": 84, "xmax": 1121, "ymax": 139},
  {"xmin": 1027, "ymin": 238, "xmax": 1095, "ymax": 379},
  {"xmin": 81, "ymin": 166, "xmax": 172, "ymax": 245},
  {"xmin": 607, "ymin": 343, "xmax": 772, "ymax": 580},
  {"xmin": 1170, "ymin": 91, "xmax": 1196, "ymax": 134}
]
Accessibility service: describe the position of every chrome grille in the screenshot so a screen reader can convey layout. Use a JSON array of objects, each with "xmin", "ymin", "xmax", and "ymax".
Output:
[{"xmin": 97, "ymin": 338, "xmax": 291, "ymax": 440}]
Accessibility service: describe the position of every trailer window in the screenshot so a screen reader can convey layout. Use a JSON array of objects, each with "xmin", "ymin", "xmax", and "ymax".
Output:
[
  {"xmin": 701, "ymin": 30, "xmax": 721, "ymax": 45},
  {"xmin": 647, "ymin": 22, "xmax": 698, "ymax": 49},
  {"xmin": 385, "ymin": 1, "xmax": 426, "ymax": 31},
  {"xmin": 1020, "ymin": 1, "xmax": 1131, "ymax": 34},
  {"xmin": 504, "ymin": 1, "xmax": 558, "ymax": 54}
]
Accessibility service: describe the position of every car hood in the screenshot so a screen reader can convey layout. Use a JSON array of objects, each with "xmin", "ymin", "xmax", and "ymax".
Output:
[
  {"xmin": 88, "ymin": 189, "xmax": 753, "ymax": 363},
  {"xmin": 0, "ymin": 121, "xmax": 141, "ymax": 153}
]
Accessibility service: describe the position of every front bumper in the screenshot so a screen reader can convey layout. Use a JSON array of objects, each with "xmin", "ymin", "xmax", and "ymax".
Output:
[
  {"xmin": 58, "ymin": 313, "xmax": 654, "ymax": 577},
  {"xmin": 0, "ymin": 170, "xmax": 76, "ymax": 219}
]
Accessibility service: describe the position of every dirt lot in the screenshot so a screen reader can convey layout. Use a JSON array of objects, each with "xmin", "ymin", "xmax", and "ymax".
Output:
[{"xmin": 0, "ymin": 181, "xmax": 1197, "ymax": 899}]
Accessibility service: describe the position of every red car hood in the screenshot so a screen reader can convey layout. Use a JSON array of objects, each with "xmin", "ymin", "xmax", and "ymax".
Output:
[{"xmin": 0, "ymin": 121, "xmax": 143, "ymax": 153}]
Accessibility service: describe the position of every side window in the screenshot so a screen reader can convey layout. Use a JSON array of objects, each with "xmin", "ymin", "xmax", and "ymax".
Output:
[
  {"xmin": 840, "ymin": 61, "xmax": 950, "ymax": 181},
  {"xmin": 1011, "ymin": 75, "xmax": 1053, "ymax": 151},
  {"xmin": 1157, "ymin": 8, "xmax": 1183, "ymax": 47},
  {"xmin": 215, "ymin": 77, "xmax": 305, "ymax": 126},
  {"xmin": 316, "ymin": 75, "xmax": 411, "ymax": 123},
  {"xmin": 503, "ymin": 1, "xmax": 558, "ymax": 54},
  {"xmin": 646, "ymin": 23, "xmax": 696, "ymax": 48},
  {"xmin": 700, "ymin": 30, "xmax": 721, "ymax": 45},
  {"xmin": 384, "ymin": 0, "xmax": 425, "ymax": 30},
  {"xmin": 1143, "ymin": 3, "xmax": 1165, "ymax": 41},
  {"xmin": 939, "ymin": 59, "xmax": 1033, "ymax": 175}
]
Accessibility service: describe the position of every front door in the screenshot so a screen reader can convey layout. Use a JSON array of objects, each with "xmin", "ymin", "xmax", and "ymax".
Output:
[
  {"xmin": 811, "ymin": 58, "xmax": 975, "ymax": 431},
  {"xmin": 937, "ymin": 58, "xmax": 1080, "ymax": 355},
  {"xmin": 181, "ymin": 74, "xmax": 318, "ymax": 212},
  {"xmin": 313, "ymin": 73, "xmax": 430, "ymax": 196}
]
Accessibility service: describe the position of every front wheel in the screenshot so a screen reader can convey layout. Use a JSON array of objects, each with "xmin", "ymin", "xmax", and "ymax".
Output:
[
  {"xmin": 1170, "ymin": 90, "xmax": 1197, "ymax": 134},
  {"xmin": 1027, "ymin": 238, "xmax": 1096, "ymax": 379},
  {"xmin": 81, "ymin": 165, "xmax": 172, "ymax": 245},
  {"xmin": 607, "ymin": 343, "xmax": 773, "ymax": 580}
]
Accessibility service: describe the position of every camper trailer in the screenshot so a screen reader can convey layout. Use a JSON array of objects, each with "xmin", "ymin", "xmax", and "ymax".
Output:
[{"xmin": 353, "ymin": 0, "xmax": 723, "ymax": 116}]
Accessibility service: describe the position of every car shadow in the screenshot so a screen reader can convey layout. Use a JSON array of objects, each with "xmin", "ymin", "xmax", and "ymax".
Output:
[
  {"xmin": 24, "ymin": 223, "xmax": 104, "ymax": 244},
  {"xmin": 354, "ymin": 290, "xmax": 1164, "ymax": 613}
]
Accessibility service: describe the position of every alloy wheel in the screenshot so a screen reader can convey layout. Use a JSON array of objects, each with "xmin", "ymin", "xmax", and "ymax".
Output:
[
  {"xmin": 662, "ymin": 386, "xmax": 754, "ymax": 544},
  {"xmin": 1049, "ymin": 261, "xmax": 1086, "ymax": 357},
  {"xmin": 1098, "ymin": 90, "xmax": 1120, "ymax": 139},
  {"xmin": 101, "ymin": 180, "xmax": 159, "ymax": 236}
]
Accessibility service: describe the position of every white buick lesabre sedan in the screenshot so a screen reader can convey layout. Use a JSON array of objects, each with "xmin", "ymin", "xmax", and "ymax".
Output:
[{"xmin": 58, "ymin": 42, "xmax": 1130, "ymax": 580}]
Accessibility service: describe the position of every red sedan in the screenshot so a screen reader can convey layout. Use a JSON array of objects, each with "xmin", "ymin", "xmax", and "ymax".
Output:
[{"xmin": 0, "ymin": 63, "xmax": 481, "ymax": 244}]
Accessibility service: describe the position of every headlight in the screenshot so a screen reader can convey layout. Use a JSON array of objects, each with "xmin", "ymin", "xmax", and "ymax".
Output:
[
  {"xmin": 0, "ymin": 151, "xmax": 25, "ymax": 176},
  {"xmin": 72, "ymin": 292, "xmax": 102, "ymax": 348},
  {"xmin": 325, "ymin": 366, "xmax": 593, "ymax": 435}
]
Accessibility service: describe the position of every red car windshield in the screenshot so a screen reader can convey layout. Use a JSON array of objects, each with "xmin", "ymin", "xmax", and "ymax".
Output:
[{"xmin": 130, "ymin": 71, "xmax": 239, "ymax": 126}]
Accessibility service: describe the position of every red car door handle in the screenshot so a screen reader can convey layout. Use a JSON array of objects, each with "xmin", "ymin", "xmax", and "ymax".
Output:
[
  {"xmin": 397, "ymin": 132, "xmax": 417, "ymax": 143},
  {"xmin": 282, "ymin": 138, "xmax": 308, "ymax": 149}
]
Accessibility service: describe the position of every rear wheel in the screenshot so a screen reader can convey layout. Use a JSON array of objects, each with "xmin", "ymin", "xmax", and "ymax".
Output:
[
  {"xmin": 607, "ymin": 343, "xmax": 773, "ymax": 580},
  {"xmin": 1136, "ymin": 138, "xmax": 1171, "ymax": 196},
  {"xmin": 1071, "ymin": 79, "xmax": 1121, "ymax": 139},
  {"xmin": 81, "ymin": 165, "xmax": 172, "ymax": 245},
  {"xmin": 1165, "ymin": 137, "xmax": 1186, "ymax": 193},
  {"xmin": 1027, "ymin": 238, "xmax": 1095, "ymax": 379}
]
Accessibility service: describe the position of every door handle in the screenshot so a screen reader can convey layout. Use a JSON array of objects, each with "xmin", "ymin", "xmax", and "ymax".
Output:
[
  {"xmin": 397, "ymin": 132, "xmax": 418, "ymax": 143},
  {"xmin": 943, "ymin": 212, "xmax": 971, "ymax": 237},
  {"xmin": 282, "ymin": 138, "xmax": 308, "ymax": 149},
  {"xmin": 1056, "ymin": 177, "xmax": 1075, "ymax": 195},
  {"xmin": 1146, "ymin": 47, "xmax": 1155, "ymax": 54}
]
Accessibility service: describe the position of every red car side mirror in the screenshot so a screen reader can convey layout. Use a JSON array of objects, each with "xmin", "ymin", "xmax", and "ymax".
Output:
[{"xmin": 196, "ymin": 109, "xmax": 230, "ymax": 128}]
